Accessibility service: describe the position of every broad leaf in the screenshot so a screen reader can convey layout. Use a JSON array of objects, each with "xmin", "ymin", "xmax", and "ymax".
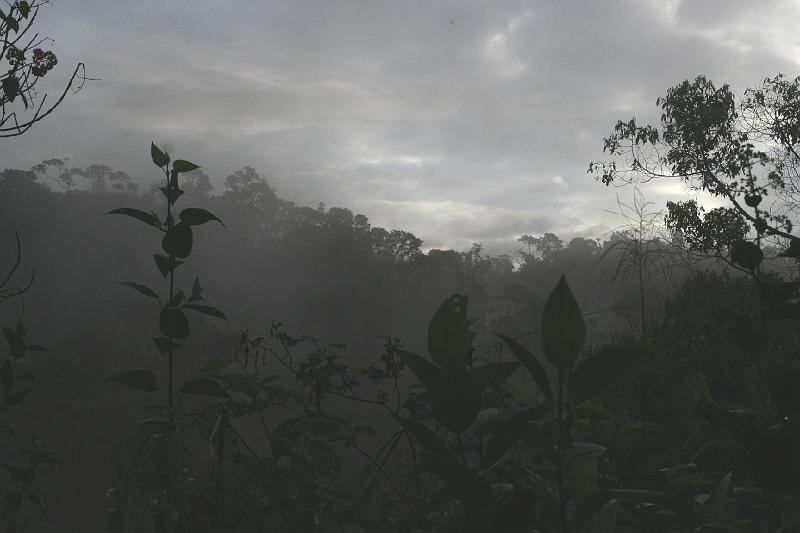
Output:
[
  {"xmin": 161, "ymin": 222, "xmax": 193, "ymax": 258},
  {"xmin": 496, "ymin": 333, "xmax": 552, "ymax": 403},
  {"xmin": 427, "ymin": 294, "xmax": 473, "ymax": 369},
  {"xmin": 107, "ymin": 208, "xmax": 161, "ymax": 230},
  {"xmin": 576, "ymin": 489, "xmax": 669, "ymax": 529},
  {"xmin": 471, "ymin": 361, "xmax": 520, "ymax": 389},
  {"xmin": 159, "ymin": 308, "xmax": 190, "ymax": 339},
  {"xmin": 709, "ymin": 471, "xmax": 732, "ymax": 523},
  {"xmin": 115, "ymin": 282, "xmax": 159, "ymax": 299},
  {"xmin": 485, "ymin": 403, "xmax": 551, "ymax": 466},
  {"xmin": 158, "ymin": 185, "xmax": 184, "ymax": 206},
  {"xmin": 172, "ymin": 160, "xmax": 200, "ymax": 173},
  {"xmin": 183, "ymin": 303, "xmax": 226, "ymax": 320},
  {"xmin": 730, "ymin": 241, "xmax": 762, "ymax": 270},
  {"xmin": 541, "ymin": 275, "xmax": 585, "ymax": 370},
  {"xmin": 429, "ymin": 366, "xmax": 482, "ymax": 434},
  {"xmin": 571, "ymin": 344, "xmax": 647, "ymax": 405},
  {"xmin": 397, "ymin": 350, "xmax": 442, "ymax": 391},
  {"xmin": 151, "ymin": 142, "xmax": 169, "ymax": 167},
  {"xmin": 179, "ymin": 208, "xmax": 225, "ymax": 227},
  {"xmin": 180, "ymin": 377, "xmax": 230, "ymax": 399},
  {"xmin": 107, "ymin": 370, "xmax": 157, "ymax": 392}
]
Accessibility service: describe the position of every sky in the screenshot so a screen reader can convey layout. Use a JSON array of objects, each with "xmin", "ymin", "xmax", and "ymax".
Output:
[{"xmin": 1, "ymin": 0, "xmax": 799, "ymax": 254}]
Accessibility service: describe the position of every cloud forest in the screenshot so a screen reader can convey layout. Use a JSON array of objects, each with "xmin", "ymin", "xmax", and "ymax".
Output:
[{"xmin": 5, "ymin": 1, "xmax": 800, "ymax": 532}]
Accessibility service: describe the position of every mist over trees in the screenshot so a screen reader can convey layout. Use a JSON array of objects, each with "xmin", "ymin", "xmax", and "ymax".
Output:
[{"xmin": 4, "ymin": 3, "xmax": 800, "ymax": 532}]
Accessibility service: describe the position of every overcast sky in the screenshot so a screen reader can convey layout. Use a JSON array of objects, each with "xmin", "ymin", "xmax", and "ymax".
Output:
[{"xmin": 1, "ymin": 0, "xmax": 798, "ymax": 254}]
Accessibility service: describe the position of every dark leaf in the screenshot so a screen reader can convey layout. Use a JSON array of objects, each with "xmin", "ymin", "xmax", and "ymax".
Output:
[
  {"xmin": 161, "ymin": 222, "xmax": 193, "ymax": 258},
  {"xmin": 151, "ymin": 142, "xmax": 169, "ymax": 167},
  {"xmin": 541, "ymin": 275, "xmax": 585, "ymax": 370},
  {"xmin": 430, "ymin": 366, "xmax": 482, "ymax": 434},
  {"xmin": 115, "ymin": 282, "xmax": 159, "ymax": 299},
  {"xmin": 159, "ymin": 308, "xmax": 190, "ymax": 339},
  {"xmin": 397, "ymin": 350, "xmax": 442, "ymax": 391},
  {"xmin": 471, "ymin": 361, "xmax": 520, "ymax": 389},
  {"xmin": 107, "ymin": 370, "xmax": 157, "ymax": 392},
  {"xmin": 571, "ymin": 345, "xmax": 647, "ymax": 405},
  {"xmin": 496, "ymin": 333, "xmax": 552, "ymax": 403},
  {"xmin": 780, "ymin": 237, "xmax": 800, "ymax": 259},
  {"xmin": 485, "ymin": 403, "xmax": 551, "ymax": 466},
  {"xmin": 180, "ymin": 377, "xmax": 230, "ymax": 399},
  {"xmin": 5, "ymin": 15, "xmax": 18, "ymax": 32},
  {"xmin": 153, "ymin": 336, "xmax": 183, "ymax": 354},
  {"xmin": 2, "ymin": 75, "xmax": 19, "ymax": 101},
  {"xmin": 107, "ymin": 208, "xmax": 162, "ymax": 230},
  {"xmin": 4, "ymin": 388, "xmax": 30, "ymax": 406},
  {"xmin": 153, "ymin": 254, "xmax": 184, "ymax": 278},
  {"xmin": 183, "ymin": 303, "xmax": 226, "ymax": 320},
  {"xmin": 172, "ymin": 160, "xmax": 200, "ymax": 173},
  {"xmin": 179, "ymin": 208, "xmax": 225, "ymax": 227},
  {"xmin": 158, "ymin": 185, "xmax": 183, "ymax": 206},
  {"xmin": 726, "ymin": 325, "xmax": 763, "ymax": 355},
  {"xmin": 427, "ymin": 294, "xmax": 472, "ymax": 369},
  {"xmin": 17, "ymin": 1, "xmax": 29, "ymax": 18},
  {"xmin": 576, "ymin": 489, "xmax": 669, "ymax": 528},
  {"xmin": 4, "ymin": 327, "xmax": 25, "ymax": 359},
  {"xmin": 394, "ymin": 415, "xmax": 449, "ymax": 456}
]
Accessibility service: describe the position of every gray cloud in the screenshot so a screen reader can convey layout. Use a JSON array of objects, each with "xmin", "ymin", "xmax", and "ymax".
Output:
[{"xmin": 1, "ymin": 0, "xmax": 797, "ymax": 255}]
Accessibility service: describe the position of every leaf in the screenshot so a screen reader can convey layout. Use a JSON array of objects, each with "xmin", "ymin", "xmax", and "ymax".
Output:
[
  {"xmin": 541, "ymin": 275, "xmax": 585, "ymax": 370},
  {"xmin": 780, "ymin": 237, "xmax": 800, "ymax": 259},
  {"xmin": 395, "ymin": 415, "xmax": 449, "ymax": 456},
  {"xmin": 4, "ymin": 15, "xmax": 17, "ymax": 32},
  {"xmin": 427, "ymin": 294, "xmax": 472, "ymax": 369},
  {"xmin": 496, "ymin": 333, "xmax": 552, "ymax": 403},
  {"xmin": 179, "ymin": 208, "xmax": 225, "ymax": 227},
  {"xmin": 153, "ymin": 254, "xmax": 184, "ymax": 278},
  {"xmin": 2, "ymin": 75, "xmax": 19, "ymax": 102},
  {"xmin": 581, "ymin": 499, "xmax": 618, "ymax": 533},
  {"xmin": 4, "ymin": 327, "xmax": 25, "ymax": 359},
  {"xmin": 107, "ymin": 370, "xmax": 156, "ymax": 392},
  {"xmin": 484, "ymin": 403, "xmax": 551, "ymax": 466},
  {"xmin": 158, "ymin": 185, "xmax": 183, "ymax": 206},
  {"xmin": 183, "ymin": 304, "xmax": 226, "ymax": 320},
  {"xmin": 152, "ymin": 336, "xmax": 183, "ymax": 354},
  {"xmin": 576, "ymin": 489, "xmax": 669, "ymax": 528},
  {"xmin": 107, "ymin": 208, "xmax": 162, "ymax": 230},
  {"xmin": 189, "ymin": 275, "xmax": 203, "ymax": 302},
  {"xmin": 4, "ymin": 388, "xmax": 30, "ymax": 406},
  {"xmin": 180, "ymin": 377, "xmax": 230, "ymax": 399},
  {"xmin": 709, "ymin": 471, "xmax": 732, "ymax": 523},
  {"xmin": 115, "ymin": 282, "xmax": 159, "ymax": 299},
  {"xmin": 397, "ymin": 350, "xmax": 443, "ymax": 391},
  {"xmin": 151, "ymin": 142, "xmax": 169, "ymax": 167},
  {"xmin": 571, "ymin": 344, "xmax": 647, "ymax": 405},
  {"xmin": 172, "ymin": 160, "xmax": 200, "ymax": 173},
  {"xmin": 159, "ymin": 308, "xmax": 190, "ymax": 339},
  {"xmin": 17, "ymin": 2, "xmax": 29, "ymax": 18},
  {"xmin": 730, "ymin": 241, "xmax": 762, "ymax": 270},
  {"xmin": 471, "ymin": 361, "xmax": 520, "ymax": 389},
  {"xmin": 161, "ymin": 222, "xmax": 193, "ymax": 258},
  {"xmin": 429, "ymin": 366, "xmax": 482, "ymax": 434}
]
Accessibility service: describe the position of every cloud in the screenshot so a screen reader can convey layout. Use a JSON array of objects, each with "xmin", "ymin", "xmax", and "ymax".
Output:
[{"xmin": 0, "ymin": 0, "xmax": 797, "ymax": 255}]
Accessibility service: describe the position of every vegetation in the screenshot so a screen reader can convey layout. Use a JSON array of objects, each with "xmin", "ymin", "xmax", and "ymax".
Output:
[{"xmin": 3, "ymin": 14, "xmax": 800, "ymax": 527}]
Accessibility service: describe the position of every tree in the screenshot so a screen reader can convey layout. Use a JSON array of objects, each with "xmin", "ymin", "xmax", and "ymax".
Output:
[
  {"xmin": 0, "ymin": 1, "xmax": 86, "ymax": 137},
  {"xmin": 588, "ymin": 74, "xmax": 800, "ymax": 262}
]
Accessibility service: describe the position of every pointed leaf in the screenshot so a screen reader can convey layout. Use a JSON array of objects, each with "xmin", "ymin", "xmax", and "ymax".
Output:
[
  {"xmin": 1, "ymin": 75, "xmax": 17, "ymax": 102},
  {"xmin": 115, "ymin": 282, "xmax": 159, "ymax": 299},
  {"xmin": 180, "ymin": 377, "xmax": 230, "ymax": 399},
  {"xmin": 179, "ymin": 208, "xmax": 224, "ymax": 227},
  {"xmin": 158, "ymin": 185, "xmax": 184, "ymax": 206},
  {"xmin": 183, "ymin": 303, "xmax": 226, "ymax": 320},
  {"xmin": 4, "ymin": 327, "xmax": 25, "ymax": 359},
  {"xmin": 496, "ymin": 333, "xmax": 552, "ymax": 403},
  {"xmin": 541, "ymin": 275, "xmax": 585, "ymax": 370},
  {"xmin": 172, "ymin": 160, "xmax": 200, "ymax": 173},
  {"xmin": 394, "ymin": 415, "xmax": 449, "ymax": 456},
  {"xmin": 571, "ymin": 344, "xmax": 647, "ymax": 405},
  {"xmin": 430, "ymin": 366, "xmax": 482, "ymax": 433},
  {"xmin": 153, "ymin": 254, "xmax": 184, "ymax": 278},
  {"xmin": 151, "ymin": 142, "xmax": 169, "ymax": 167},
  {"xmin": 710, "ymin": 471, "xmax": 732, "ymax": 523},
  {"xmin": 107, "ymin": 208, "xmax": 162, "ymax": 230},
  {"xmin": 107, "ymin": 370, "xmax": 157, "ymax": 392},
  {"xmin": 161, "ymin": 222, "xmax": 193, "ymax": 258}
]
